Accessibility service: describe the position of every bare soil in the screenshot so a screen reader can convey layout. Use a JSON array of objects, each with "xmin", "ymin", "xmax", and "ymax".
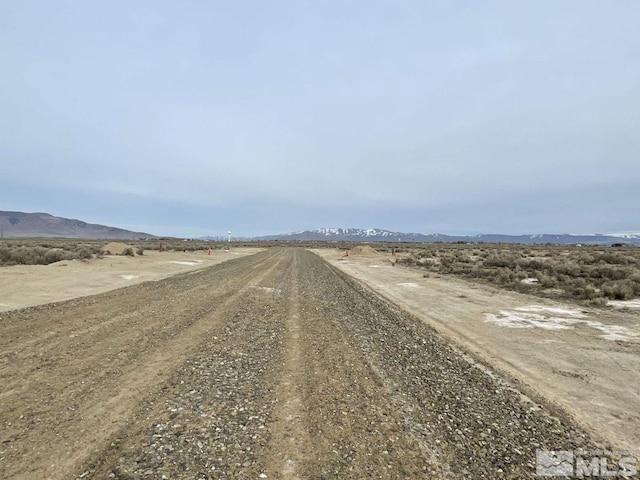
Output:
[
  {"xmin": 0, "ymin": 248, "xmax": 618, "ymax": 479},
  {"xmin": 0, "ymin": 248, "xmax": 262, "ymax": 312},
  {"xmin": 314, "ymin": 248, "xmax": 640, "ymax": 454}
]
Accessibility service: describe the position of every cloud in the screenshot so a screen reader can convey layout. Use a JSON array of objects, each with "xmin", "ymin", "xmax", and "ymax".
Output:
[{"xmin": 1, "ymin": 1, "xmax": 639, "ymax": 236}]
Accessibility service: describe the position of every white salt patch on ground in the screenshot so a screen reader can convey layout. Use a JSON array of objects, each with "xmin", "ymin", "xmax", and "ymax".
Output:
[
  {"xmin": 120, "ymin": 275, "xmax": 139, "ymax": 280},
  {"xmin": 370, "ymin": 265, "xmax": 383, "ymax": 268},
  {"xmin": 515, "ymin": 305, "xmax": 587, "ymax": 318},
  {"xmin": 397, "ymin": 282, "xmax": 420, "ymax": 288},
  {"xmin": 607, "ymin": 299, "xmax": 640, "ymax": 310},
  {"xmin": 484, "ymin": 305, "xmax": 637, "ymax": 341},
  {"xmin": 252, "ymin": 286, "xmax": 281, "ymax": 294},
  {"xmin": 585, "ymin": 322, "xmax": 637, "ymax": 341},
  {"xmin": 484, "ymin": 311, "xmax": 579, "ymax": 330},
  {"xmin": 169, "ymin": 261, "xmax": 203, "ymax": 266}
]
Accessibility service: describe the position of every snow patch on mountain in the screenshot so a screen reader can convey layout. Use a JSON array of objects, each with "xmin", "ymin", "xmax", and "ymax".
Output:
[
  {"xmin": 255, "ymin": 228, "xmax": 640, "ymax": 245},
  {"xmin": 606, "ymin": 232, "xmax": 640, "ymax": 239},
  {"xmin": 312, "ymin": 228, "xmax": 401, "ymax": 238}
]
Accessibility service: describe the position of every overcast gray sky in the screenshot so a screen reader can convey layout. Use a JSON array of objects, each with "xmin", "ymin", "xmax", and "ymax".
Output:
[{"xmin": 1, "ymin": 1, "xmax": 639, "ymax": 237}]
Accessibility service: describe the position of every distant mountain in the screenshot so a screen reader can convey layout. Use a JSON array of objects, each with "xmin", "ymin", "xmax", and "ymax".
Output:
[
  {"xmin": 0, "ymin": 211, "xmax": 155, "ymax": 239},
  {"xmin": 254, "ymin": 228, "xmax": 640, "ymax": 245},
  {"xmin": 607, "ymin": 232, "xmax": 640, "ymax": 240},
  {"xmin": 256, "ymin": 228, "xmax": 436, "ymax": 242}
]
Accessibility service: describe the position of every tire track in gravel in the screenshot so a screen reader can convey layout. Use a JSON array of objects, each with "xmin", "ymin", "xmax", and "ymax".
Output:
[
  {"xmin": 303, "ymin": 250, "xmax": 601, "ymax": 479},
  {"xmin": 84, "ymin": 249, "xmax": 294, "ymax": 479},
  {"xmin": 1, "ymin": 248, "xmax": 609, "ymax": 479},
  {"xmin": 288, "ymin": 250, "xmax": 452, "ymax": 479},
  {"xmin": 0, "ymin": 250, "xmax": 282, "ymax": 480},
  {"xmin": 267, "ymin": 249, "xmax": 306, "ymax": 478}
]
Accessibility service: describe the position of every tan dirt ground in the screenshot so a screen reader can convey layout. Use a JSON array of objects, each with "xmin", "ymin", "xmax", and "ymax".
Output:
[
  {"xmin": 0, "ymin": 249, "xmax": 604, "ymax": 479},
  {"xmin": 101, "ymin": 242, "xmax": 135, "ymax": 255},
  {"xmin": 0, "ymin": 248, "xmax": 262, "ymax": 313},
  {"xmin": 312, "ymin": 248, "xmax": 640, "ymax": 453}
]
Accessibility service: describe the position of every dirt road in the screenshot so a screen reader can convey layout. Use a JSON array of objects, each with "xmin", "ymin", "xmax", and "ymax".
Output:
[{"xmin": 0, "ymin": 249, "xmax": 603, "ymax": 479}]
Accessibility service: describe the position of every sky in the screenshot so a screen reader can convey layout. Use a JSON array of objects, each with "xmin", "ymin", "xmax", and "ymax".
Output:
[{"xmin": 1, "ymin": 1, "xmax": 639, "ymax": 238}]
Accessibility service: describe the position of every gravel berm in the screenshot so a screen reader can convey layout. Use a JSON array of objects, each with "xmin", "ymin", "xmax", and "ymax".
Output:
[{"xmin": 0, "ymin": 248, "xmax": 606, "ymax": 479}]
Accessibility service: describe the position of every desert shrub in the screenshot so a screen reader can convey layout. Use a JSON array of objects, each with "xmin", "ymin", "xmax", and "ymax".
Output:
[
  {"xmin": 570, "ymin": 281, "xmax": 600, "ymax": 300},
  {"xmin": 536, "ymin": 274, "xmax": 558, "ymax": 288},
  {"xmin": 631, "ymin": 274, "xmax": 640, "ymax": 296},
  {"xmin": 553, "ymin": 261, "xmax": 582, "ymax": 277},
  {"xmin": 582, "ymin": 285, "xmax": 600, "ymax": 300},
  {"xmin": 589, "ymin": 265, "xmax": 630, "ymax": 281},
  {"xmin": 0, "ymin": 240, "xmax": 112, "ymax": 266},
  {"xmin": 416, "ymin": 258, "xmax": 438, "ymax": 267},
  {"xmin": 450, "ymin": 264, "xmax": 474, "ymax": 275},
  {"xmin": 75, "ymin": 247, "xmax": 93, "ymax": 260},
  {"xmin": 597, "ymin": 252, "xmax": 637, "ymax": 265},
  {"xmin": 44, "ymin": 249, "xmax": 67, "ymax": 263},
  {"xmin": 136, "ymin": 247, "xmax": 145, "ymax": 256},
  {"xmin": 517, "ymin": 258, "xmax": 546, "ymax": 270},
  {"xmin": 12, "ymin": 246, "xmax": 48, "ymax": 264},
  {"xmin": 395, "ymin": 243, "xmax": 640, "ymax": 305},
  {"xmin": 602, "ymin": 282, "xmax": 635, "ymax": 300},
  {"xmin": 122, "ymin": 247, "xmax": 135, "ymax": 257},
  {"xmin": 589, "ymin": 296, "xmax": 608, "ymax": 306},
  {"xmin": 495, "ymin": 271, "xmax": 512, "ymax": 284},
  {"xmin": 484, "ymin": 255, "xmax": 517, "ymax": 268},
  {"xmin": 398, "ymin": 256, "xmax": 416, "ymax": 266},
  {"xmin": 439, "ymin": 255, "xmax": 456, "ymax": 270}
]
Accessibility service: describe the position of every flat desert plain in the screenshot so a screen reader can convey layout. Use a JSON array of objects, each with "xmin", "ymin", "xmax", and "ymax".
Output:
[{"xmin": 0, "ymin": 247, "xmax": 638, "ymax": 479}]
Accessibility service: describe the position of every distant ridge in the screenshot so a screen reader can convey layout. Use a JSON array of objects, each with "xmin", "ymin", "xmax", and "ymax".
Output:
[
  {"xmin": 0, "ymin": 211, "xmax": 155, "ymax": 239},
  {"xmin": 255, "ymin": 227, "xmax": 640, "ymax": 245}
]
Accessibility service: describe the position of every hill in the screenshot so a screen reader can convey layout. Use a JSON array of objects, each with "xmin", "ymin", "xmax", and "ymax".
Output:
[{"xmin": 0, "ymin": 211, "xmax": 155, "ymax": 239}]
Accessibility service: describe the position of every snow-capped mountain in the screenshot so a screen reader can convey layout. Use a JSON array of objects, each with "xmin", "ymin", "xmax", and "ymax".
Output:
[
  {"xmin": 254, "ymin": 228, "xmax": 640, "ymax": 245},
  {"xmin": 606, "ymin": 232, "xmax": 640, "ymax": 240},
  {"xmin": 256, "ymin": 228, "xmax": 435, "ymax": 242},
  {"xmin": 311, "ymin": 228, "xmax": 397, "ymax": 237},
  {"xmin": 297, "ymin": 228, "xmax": 424, "ymax": 239}
]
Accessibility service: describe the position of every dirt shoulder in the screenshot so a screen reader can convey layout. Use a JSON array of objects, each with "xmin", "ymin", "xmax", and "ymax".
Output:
[
  {"xmin": 0, "ymin": 248, "xmax": 262, "ymax": 313},
  {"xmin": 312, "ymin": 248, "xmax": 640, "ymax": 452}
]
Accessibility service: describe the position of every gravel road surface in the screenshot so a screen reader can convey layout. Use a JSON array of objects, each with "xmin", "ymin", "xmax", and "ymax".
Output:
[{"xmin": 0, "ymin": 249, "xmax": 602, "ymax": 479}]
